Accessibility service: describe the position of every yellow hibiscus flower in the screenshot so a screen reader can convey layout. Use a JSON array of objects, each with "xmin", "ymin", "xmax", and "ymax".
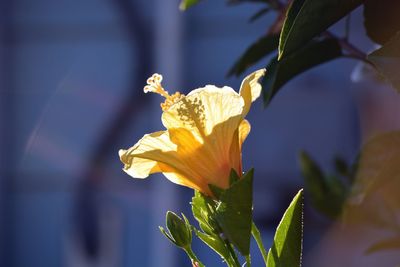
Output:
[{"xmin": 119, "ymin": 69, "xmax": 265, "ymax": 196}]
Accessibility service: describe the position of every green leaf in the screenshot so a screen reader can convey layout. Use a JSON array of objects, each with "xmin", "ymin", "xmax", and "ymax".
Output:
[
  {"xmin": 267, "ymin": 189, "xmax": 303, "ymax": 267},
  {"xmin": 299, "ymin": 151, "xmax": 328, "ymax": 199},
  {"xmin": 299, "ymin": 151, "xmax": 346, "ymax": 219},
  {"xmin": 216, "ymin": 169, "xmax": 254, "ymax": 256},
  {"xmin": 364, "ymin": 0, "xmax": 400, "ymax": 45},
  {"xmin": 228, "ymin": 34, "xmax": 279, "ymax": 77},
  {"xmin": 179, "ymin": 0, "xmax": 201, "ymax": 11},
  {"xmin": 366, "ymin": 236, "xmax": 400, "ymax": 254},
  {"xmin": 208, "ymin": 184, "xmax": 224, "ymax": 199},
  {"xmin": 262, "ymin": 38, "xmax": 342, "ymax": 106},
  {"xmin": 368, "ymin": 32, "xmax": 400, "ymax": 92},
  {"xmin": 334, "ymin": 156, "xmax": 349, "ymax": 177},
  {"xmin": 278, "ymin": 0, "xmax": 362, "ymax": 59}
]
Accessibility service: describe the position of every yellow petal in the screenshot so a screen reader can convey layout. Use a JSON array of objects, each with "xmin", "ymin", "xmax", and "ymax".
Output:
[
  {"xmin": 119, "ymin": 131, "xmax": 175, "ymax": 178},
  {"xmin": 158, "ymin": 164, "xmax": 210, "ymax": 194},
  {"xmin": 228, "ymin": 119, "xmax": 251, "ymax": 175},
  {"xmin": 119, "ymin": 130, "xmax": 211, "ymax": 193},
  {"xmin": 168, "ymin": 124, "xmax": 239, "ymax": 190},
  {"xmin": 239, "ymin": 119, "xmax": 251, "ymax": 149},
  {"xmin": 239, "ymin": 69, "xmax": 266, "ymax": 116}
]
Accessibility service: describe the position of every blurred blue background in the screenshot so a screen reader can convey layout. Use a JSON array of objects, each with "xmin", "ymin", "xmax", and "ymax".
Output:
[{"xmin": 0, "ymin": 0, "xmax": 385, "ymax": 266}]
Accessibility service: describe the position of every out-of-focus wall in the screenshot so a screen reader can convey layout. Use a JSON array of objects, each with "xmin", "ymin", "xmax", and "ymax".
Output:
[{"xmin": 0, "ymin": 0, "xmax": 363, "ymax": 266}]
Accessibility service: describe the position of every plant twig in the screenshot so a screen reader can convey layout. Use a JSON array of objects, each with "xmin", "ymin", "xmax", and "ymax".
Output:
[
  {"xmin": 322, "ymin": 31, "xmax": 373, "ymax": 66},
  {"xmin": 185, "ymin": 247, "xmax": 205, "ymax": 267},
  {"xmin": 344, "ymin": 14, "xmax": 351, "ymax": 41}
]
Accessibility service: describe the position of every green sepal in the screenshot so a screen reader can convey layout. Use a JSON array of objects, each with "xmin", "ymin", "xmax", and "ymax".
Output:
[
  {"xmin": 159, "ymin": 226, "xmax": 176, "ymax": 244},
  {"xmin": 160, "ymin": 211, "xmax": 193, "ymax": 249},
  {"xmin": 267, "ymin": 189, "xmax": 304, "ymax": 267}
]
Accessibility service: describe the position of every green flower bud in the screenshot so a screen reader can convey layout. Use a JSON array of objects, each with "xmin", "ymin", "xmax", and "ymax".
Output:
[{"xmin": 160, "ymin": 211, "xmax": 192, "ymax": 249}]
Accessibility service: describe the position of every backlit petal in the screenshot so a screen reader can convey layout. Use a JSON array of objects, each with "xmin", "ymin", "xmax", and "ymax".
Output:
[
  {"xmin": 119, "ymin": 130, "xmax": 211, "ymax": 193},
  {"xmin": 239, "ymin": 119, "xmax": 251, "ymax": 149},
  {"xmin": 228, "ymin": 119, "xmax": 251, "ymax": 175},
  {"xmin": 239, "ymin": 69, "xmax": 266, "ymax": 116},
  {"xmin": 119, "ymin": 131, "xmax": 175, "ymax": 178},
  {"xmin": 168, "ymin": 123, "xmax": 240, "ymax": 190}
]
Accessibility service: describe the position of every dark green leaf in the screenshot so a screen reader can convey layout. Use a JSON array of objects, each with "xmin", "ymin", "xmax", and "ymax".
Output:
[
  {"xmin": 299, "ymin": 151, "xmax": 346, "ymax": 219},
  {"xmin": 299, "ymin": 151, "xmax": 328, "ymax": 199},
  {"xmin": 334, "ymin": 156, "xmax": 349, "ymax": 177},
  {"xmin": 193, "ymin": 229, "xmax": 231, "ymax": 260},
  {"xmin": 279, "ymin": 0, "xmax": 362, "ymax": 59},
  {"xmin": 366, "ymin": 236, "xmax": 400, "ymax": 254},
  {"xmin": 216, "ymin": 169, "xmax": 254, "ymax": 255},
  {"xmin": 368, "ymin": 32, "xmax": 400, "ymax": 92},
  {"xmin": 364, "ymin": 0, "xmax": 400, "ymax": 45},
  {"xmin": 208, "ymin": 184, "xmax": 224, "ymax": 199},
  {"xmin": 179, "ymin": 0, "xmax": 201, "ymax": 10},
  {"xmin": 263, "ymin": 38, "xmax": 342, "ymax": 106},
  {"xmin": 229, "ymin": 169, "xmax": 240, "ymax": 186},
  {"xmin": 267, "ymin": 189, "xmax": 303, "ymax": 267},
  {"xmin": 249, "ymin": 7, "xmax": 270, "ymax": 22},
  {"xmin": 191, "ymin": 192, "xmax": 232, "ymax": 262},
  {"xmin": 191, "ymin": 191, "xmax": 219, "ymax": 235},
  {"xmin": 228, "ymin": 34, "xmax": 279, "ymax": 77}
]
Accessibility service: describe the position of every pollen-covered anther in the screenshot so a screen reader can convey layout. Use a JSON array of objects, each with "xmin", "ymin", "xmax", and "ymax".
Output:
[
  {"xmin": 143, "ymin": 73, "xmax": 169, "ymax": 98},
  {"xmin": 160, "ymin": 92, "xmax": 184, "ymax": 111}
]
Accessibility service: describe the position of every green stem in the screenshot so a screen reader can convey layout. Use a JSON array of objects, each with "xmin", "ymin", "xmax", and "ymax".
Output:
[
  {"xmin": 224, "ymin": 239, "xmax": 241, "ymax": 267},
  {"xmin": 251, "ymin": 221, "xmax": 268, "ymax": 266},
  {"xmin": 245, "ymin": 254, "xmax": 251, "ymax": 267},
  {"xmin": 185, "ymin": 247, "xmax": 205, "ymax": 267}
]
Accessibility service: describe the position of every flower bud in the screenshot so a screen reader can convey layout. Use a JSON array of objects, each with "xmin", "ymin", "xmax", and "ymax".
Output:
[{"xmin": 163, "ymin": 211, "xmax": 192, "ymax": 248}]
